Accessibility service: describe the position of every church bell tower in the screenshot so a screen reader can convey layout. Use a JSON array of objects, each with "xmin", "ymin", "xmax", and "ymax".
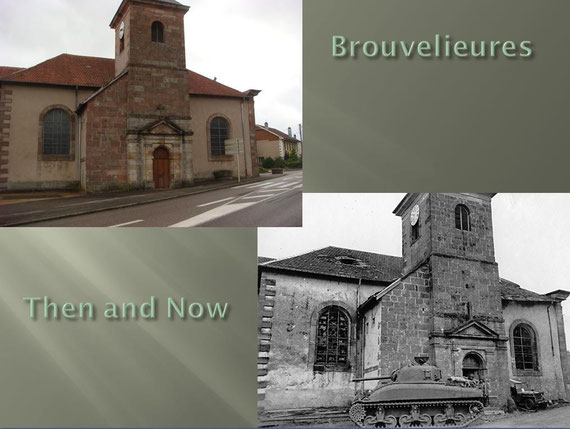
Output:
[
  {"xmin": 394, "ymin": 193, "xmax": 510, "ymax": 406},
  {"xmin": 108, "ymin": 0, "xmax": 193, "ymax": 189},
  {"xmin": 109, "ymin": 0, "xmax": 191, "ymax": 117}
]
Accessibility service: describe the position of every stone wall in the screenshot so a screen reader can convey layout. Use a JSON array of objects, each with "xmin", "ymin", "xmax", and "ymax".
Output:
[
  {"xmin": 0, "ymin": 84, "xmax": 11, "ymax": 190},
  {"xmin": 258, "ymin": 271, "xmax": 384, "ymax": 411},
  {"xmin": 84, "ymin": 76, "xmax": 129, "ymax": 193},
  {"xmin": 376, "ymin": 265, "xmax": 432, "ymax": 376},
  {"xmin": 430, "ymin": 193, "xmax": 496, "ymax": 263}
]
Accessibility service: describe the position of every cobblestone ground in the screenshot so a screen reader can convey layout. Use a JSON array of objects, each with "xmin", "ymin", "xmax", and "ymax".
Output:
[{"xmin": 474, "ymin": 405, "xmax": 570, "ymax": 427}]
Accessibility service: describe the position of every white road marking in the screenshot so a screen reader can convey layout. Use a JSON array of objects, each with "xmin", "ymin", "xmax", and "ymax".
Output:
[
  {"xmin": 242, "ymin": 194, "xmax": 275, "ymax": 200},
  {"xmin": 197, "ymin": 197, "xmax": 235, "ymax": 208},
  {"xmin": 110, "ymin": 220, "xmax": 144, "ymax": 228},
  {"xmin": 257, "ymin": 189, "xmax": 284, "ymax": 193},
  {"xmin": 232, "ymin": 183, "xmax": 256, "ymax": 189},
  {"xmin": 276, "ymin": 182, "xmax": 299, "ymax": 189},
  {"xmin": 170, "ymin": 202, "xmax": 256, "ymax": 227}
]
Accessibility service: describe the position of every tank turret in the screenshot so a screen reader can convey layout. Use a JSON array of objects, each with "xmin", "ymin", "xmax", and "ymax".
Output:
[{"xmin": 349, "ymin": 356, "xmax": 486, "ymax": 427}]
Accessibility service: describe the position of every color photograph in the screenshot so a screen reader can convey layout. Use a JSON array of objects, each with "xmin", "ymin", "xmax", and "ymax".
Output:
[{"xmin": 0, "ymin": 0, "xmax": 302, "ymax": 227}]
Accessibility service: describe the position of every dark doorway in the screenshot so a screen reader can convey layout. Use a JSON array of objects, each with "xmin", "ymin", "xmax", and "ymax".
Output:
[
  {"xmin": 462, "ymin": 353, "xmax": 484, "ymax": 381},
  {"xmin": 153, "ymin": 147, "xmax": 170, "ymax": 189}
]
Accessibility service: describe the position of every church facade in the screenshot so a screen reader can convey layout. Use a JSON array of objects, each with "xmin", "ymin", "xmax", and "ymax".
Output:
[
  {"xmin": 257, "ymin": 193, "xmax": 569, "ymax": 419},
  {"xmin": 0, "ymin": 0, "xmax": 259, "ymax": 193}
]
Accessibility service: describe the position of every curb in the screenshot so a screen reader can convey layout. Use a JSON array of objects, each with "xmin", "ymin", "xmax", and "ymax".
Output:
[{"xmin": 3, "ymin": 176, "xmax": 272, "ymax": 227}]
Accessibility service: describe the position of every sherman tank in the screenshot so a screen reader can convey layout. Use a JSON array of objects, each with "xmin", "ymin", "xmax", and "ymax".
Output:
[{"xmin": 349, "ymin": 357, "xmax": 486, "ymax": 427}]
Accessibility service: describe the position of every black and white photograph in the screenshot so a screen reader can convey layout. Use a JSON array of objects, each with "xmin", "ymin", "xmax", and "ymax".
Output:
[{"xmin": 258, "ymin": 193, "xmax": 570, "ymax": 427}]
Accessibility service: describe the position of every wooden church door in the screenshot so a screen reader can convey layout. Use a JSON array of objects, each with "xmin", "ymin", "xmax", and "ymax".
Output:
[{"xmin": 153, "ymin": 147, "xmax": 170, "ymax": 189}]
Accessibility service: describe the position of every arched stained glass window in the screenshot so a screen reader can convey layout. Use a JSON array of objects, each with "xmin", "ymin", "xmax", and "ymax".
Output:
[
  {"xmin": 210, "ymin": 117, "xmax": 229, "ymax": 156},
  {"xmin": 43, "ymin": 108, "xmax": 71, "ymax": 156},
  {"xmin": 513, "ymin": 324, "xmax": 538, "ymax": 371},
  {"xmin": 315, "ymin": 306, "xmax": 350, "ymax": 369}
]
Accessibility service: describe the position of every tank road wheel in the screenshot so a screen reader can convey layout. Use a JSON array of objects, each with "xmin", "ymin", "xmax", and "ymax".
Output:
[
  {"xmin": 349, "ymin": 403, "xmax": 367, "ymax": 427},
  {"xmin": 399, "ymin": 405, "xmax": 432, "ymax": 427},
  {"xmin": 361, "ymin": 406, "xmax": 398, "ymax": 428},
  {"xmin": 469, "ymin": 402, "xmax": 484, "ymax": 415},
  {"xmin": 433, "ymin": 404, "xmax": 464, "ymax": 426}
]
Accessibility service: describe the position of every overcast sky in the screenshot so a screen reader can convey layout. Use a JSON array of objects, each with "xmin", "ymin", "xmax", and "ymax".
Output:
[
  {"xmin": 0, "ymin": 0, "xmax": 302, "ymax": 134},
  {"xmin": 259, "ymin": 193, "xmax": 570, "ymax": 346}
]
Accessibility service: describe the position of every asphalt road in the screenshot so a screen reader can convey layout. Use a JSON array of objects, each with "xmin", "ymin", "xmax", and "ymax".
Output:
[{"xmin": 26, "ymin": 171, "xmax": 302, "ymax": 227}]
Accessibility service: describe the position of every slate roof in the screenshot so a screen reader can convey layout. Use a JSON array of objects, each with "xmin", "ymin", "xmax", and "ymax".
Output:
[
  {"xmin": 0, "ymin": 54, "xmax": 247, "ymax": 98},
  {"xmin": 260, "ymin": 246, "xmax": 559, "ymax": 302},
  {"xmin": 499, "ymin": 278, "xmax": 555, "ymax": 303},
  {"xmin": 258, "ymin": 257, "xmax": 276, "ymax": 265},
  {"xmin": 262, "ymin": 246, "xmax": 403, "ymax": 283},
  {"xmin": 256, "ymin": 125, "xmax": 301, "ymax": 143}
]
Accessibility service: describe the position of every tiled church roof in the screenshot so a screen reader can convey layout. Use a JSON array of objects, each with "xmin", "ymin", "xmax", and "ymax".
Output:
[
  {"xmin": 0, "ymin": 54, "xmax": 247, "ymax": 98},
  {"xmin": 0, "ymin": 66, "xmax": 25, "ymax": 79},
  {"xmin": 2, "ymin": 54, "xmax": 115, "ymax": 87},
  {"xmin": 187, "ymin": 70, "xmax": 246, "ymax": 98},
  {"xmin": 499, "ymin": 278, "xmax": 555, "ymax": 302},
  {"xmin": 262, "ymin": 246, "xmax": 403, "ymax": 283},
  {"xmin": 260, "ymin": 247, "xmax": 559, "ymax": 301}
]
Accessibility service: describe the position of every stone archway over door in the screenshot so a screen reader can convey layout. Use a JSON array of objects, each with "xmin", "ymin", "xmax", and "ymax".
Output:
[
  {"xmin": 462, "ymin": 353, "xmax": 485, "ymax": 381},
  {"xmin": 153, "ymin": 147, "xmax": 170, "ymax": 188}
]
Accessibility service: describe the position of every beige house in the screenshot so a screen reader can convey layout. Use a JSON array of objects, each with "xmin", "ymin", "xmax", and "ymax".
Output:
[
  {"xmin": 255, "ymin": 123, "xmax": 302, "ymax": 164},
  {"xmin": 0, "ymin": 0, "xmax": 260, "ymax": 192}
]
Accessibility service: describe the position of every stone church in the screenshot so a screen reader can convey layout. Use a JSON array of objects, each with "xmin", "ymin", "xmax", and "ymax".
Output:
[
  {"xmin": 258, "ymin": 193, "xmax": 569, "ymax": 421},
  {"xmin": 0, "ymin": 0, "xmax": 260, "ymax": 192}
]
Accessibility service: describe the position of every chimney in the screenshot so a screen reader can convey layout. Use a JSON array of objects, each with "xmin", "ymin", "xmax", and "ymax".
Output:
[
  {"xmin": 264, "ymin": 122, "xmax": 269, "ymax": 129},
  {"xmin": 288, "ymin": 127, "xmax": 292, "ymax": 137}
]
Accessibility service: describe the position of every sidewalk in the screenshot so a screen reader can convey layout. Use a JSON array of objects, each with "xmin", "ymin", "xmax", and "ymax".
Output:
[{"xmin": 0, "ymin": 174, "xmax": 275, "ymax": 227}]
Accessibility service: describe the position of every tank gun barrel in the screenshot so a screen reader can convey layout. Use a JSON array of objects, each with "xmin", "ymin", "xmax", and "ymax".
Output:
[{"xmin": 352, "ymin": 376, "xmax": 392, "ymax": 382}]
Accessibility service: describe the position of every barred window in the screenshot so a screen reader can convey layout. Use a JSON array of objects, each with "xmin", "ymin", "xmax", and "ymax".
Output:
[
  {"xmin": 210, "ymin": 117, "xmax": 229, "ymax": 156},
  {"xmin": 43, "ymin": 109, "xmax": 71, "ymax": 156},
  {"xmin": 513, "ymin": 324, "xmax": 538, "ymax": 371},
  {"xmin": 151, "ymin": 21, "xmax": 164, "ymax": 43},
  {"xmin": 315, "ymin": 306, "xmax": 349, "ymax": 370},
  {"xmin": 455, "ymin": 204, "xmax": 471, "ymax": 231}
]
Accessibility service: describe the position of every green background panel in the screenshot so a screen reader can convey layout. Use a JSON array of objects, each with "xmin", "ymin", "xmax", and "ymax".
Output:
[
  {"xmin": 0, "ymin": 229, "xmax": 257, "ymax": 427},
  {"xmin": 304, "ymin": 0, "xmax": 570, "ymax": 192}
]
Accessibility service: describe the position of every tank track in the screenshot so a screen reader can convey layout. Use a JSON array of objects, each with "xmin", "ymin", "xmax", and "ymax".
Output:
[{"xmin": 349, "ymin": 399, "xmax": 484, "ymax": 427}]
